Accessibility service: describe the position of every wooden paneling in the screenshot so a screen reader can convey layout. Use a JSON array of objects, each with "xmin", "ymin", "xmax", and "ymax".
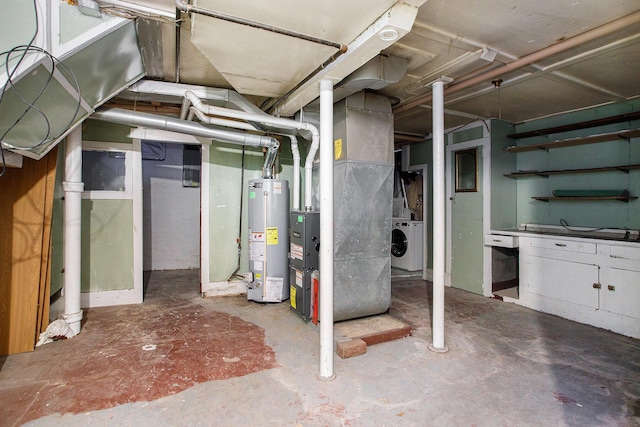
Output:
[{"xmin": 0, "ymin": 147, "xmax": 57, "ymax": 355}]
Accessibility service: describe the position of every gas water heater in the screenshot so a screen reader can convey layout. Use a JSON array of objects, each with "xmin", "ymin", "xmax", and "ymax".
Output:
[{"xmin": 246, "ymin": 178, "xmax": 290, "ymax": 302}]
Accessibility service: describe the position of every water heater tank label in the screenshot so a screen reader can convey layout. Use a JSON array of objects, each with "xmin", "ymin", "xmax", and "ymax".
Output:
[
  {"xmin": 264, "ymin": 277, "xmax": 283, "ymax": 302},
  {"xmin": 273, "ymin": 182, "xmax": 282, "ymax": 194},
  {"xmin": 250, "ymin": 232, "xmax": 265, "ymax": 261},
  {"xmin": 266, "ymin": 227, "xmax": 279, "ymax": 245}
]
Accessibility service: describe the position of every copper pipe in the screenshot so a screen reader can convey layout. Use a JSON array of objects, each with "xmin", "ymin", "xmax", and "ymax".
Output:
[{"xmin": 393, "ymin": 10, "xmax": 640, "ymax": 115}]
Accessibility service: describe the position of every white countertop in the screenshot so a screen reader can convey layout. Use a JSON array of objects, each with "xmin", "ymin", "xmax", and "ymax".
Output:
[{"xmin": 490, "ymin": 228, "xmax": 640, "ymax": 247}]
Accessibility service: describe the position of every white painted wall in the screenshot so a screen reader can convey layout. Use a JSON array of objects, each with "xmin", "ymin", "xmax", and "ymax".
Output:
[{"xmin": 142, "ymin": 143, "xmax": 200, "ymax": 271}]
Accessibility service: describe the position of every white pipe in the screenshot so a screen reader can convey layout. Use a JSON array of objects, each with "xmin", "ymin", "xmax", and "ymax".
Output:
[
  {"xmin": 63, "ymin": 126, "xmax": 84, "ymax": 335},
  {"xmin": 185, "ymin": 90, "xmax": 319, "ymax": 209},
  {"xmin": 189, "ymin": 106, "xmax": 257, "ymax": 131},
  {"xmin": 184, "ymin": 93, "xmax": 303, "ymax": 211},
  {"xmin": 429, "ymin": 78, "xmax": 449, "ymax": 353},
  {"xmin": 289, "ymin": 135, "xmax": 301, "ymax": 211},
  {"xmin": 319, "ymin": 79, "xmax": 334, "ymax": 380}
]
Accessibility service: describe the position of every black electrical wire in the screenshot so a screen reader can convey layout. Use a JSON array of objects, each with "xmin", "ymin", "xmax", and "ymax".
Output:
[{"xmin": 0, "ymin": 0, "xmax": 83, "ymax": 177}]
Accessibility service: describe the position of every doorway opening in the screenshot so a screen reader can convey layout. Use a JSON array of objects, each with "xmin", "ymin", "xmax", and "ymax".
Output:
[{"xmin": 142, "ymin": 142, "xmax": 201, "ymax": 296}]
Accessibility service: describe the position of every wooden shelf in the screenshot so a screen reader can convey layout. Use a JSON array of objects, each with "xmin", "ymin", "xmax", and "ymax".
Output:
[
  {"xmin": 505, "ymin": 164, "xmax": 640, "ymax": 178},
  {"xmin": 504, "ymin": 129, "xmax": 640, "ymax": 153},
  {"xmin": 532, "ymin": 196, "xmax": 638, "ymax": 202}
]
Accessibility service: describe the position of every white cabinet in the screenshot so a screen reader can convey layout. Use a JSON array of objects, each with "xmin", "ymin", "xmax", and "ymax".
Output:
[
  {"xmin": 523, "ymin": 255, "xmax": 599, "ymax": 309},
  {"xmin": 518, "ymin": 235, "xmax": 640, "ymax": 338},
  {"xmin": 599, "ymin": 267, "xmax": 640, "ymax": 318}
]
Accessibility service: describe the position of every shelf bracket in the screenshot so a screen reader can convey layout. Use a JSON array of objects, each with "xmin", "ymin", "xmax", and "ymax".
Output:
[{"xmin": 615, "ymin": 167, "xmax": 630, "ymax": 174}]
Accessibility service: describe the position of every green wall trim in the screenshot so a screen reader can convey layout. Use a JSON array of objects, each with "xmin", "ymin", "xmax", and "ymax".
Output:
[{"xmin": 452, "ymin": 126, "xmax": 483, "ymax": 144}]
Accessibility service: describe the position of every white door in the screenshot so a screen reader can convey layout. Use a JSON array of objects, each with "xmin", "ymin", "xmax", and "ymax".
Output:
[
  {"xmin": 446, "ymin": 124, "xmax": 491, "ymax": 296},
  {"xmin": 80, "ymin": 141, "xmax": 143, "ymax": 307}
]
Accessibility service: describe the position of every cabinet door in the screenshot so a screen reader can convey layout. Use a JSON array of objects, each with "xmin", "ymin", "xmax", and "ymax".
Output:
[
  {"xmin": 599, "ymin": 267, "xmax": 640, "ymax": 319},
  {"xmin": 523, "ymin": 255, "xmax": 599, "ymax": 309}
]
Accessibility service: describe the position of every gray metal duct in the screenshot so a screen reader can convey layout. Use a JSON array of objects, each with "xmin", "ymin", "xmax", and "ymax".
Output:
[
  {"xmin": 92, "ymin": 107, "xmax": 280, "ymax": 178},
  {"xmin": 332, "ymin": 55, "xmax": 408, "ymax": 103}
]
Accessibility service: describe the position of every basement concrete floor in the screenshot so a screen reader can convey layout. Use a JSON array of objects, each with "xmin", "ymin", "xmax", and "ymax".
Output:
[{"xmin": 1, "ymin": 269, "xmax": 639, "ymax": 427}]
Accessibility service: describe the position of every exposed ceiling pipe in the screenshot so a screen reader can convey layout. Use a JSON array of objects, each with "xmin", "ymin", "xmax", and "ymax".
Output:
[
  {"xmin": 186, "ymin": 100, "xmax": 301, "ymax": 209},
  {"xmin": 393, "ymin": 10, "xmax": 640, "ymax": 115},
  {"xmin": 188, "ymin": 106, "xmax": 257, "ymax": 131},
  {"xmin": 175, "ymin": 6, "xmax": 181, "ymax": 83},
  {"xmin": 92, "ymin": 107, "xmax": 280, "ymax": 178},
  {"xmin": 174, "ymin": 0, "xmax": 345, "ymax": 51},
  {"xmin": 184, "ymin": 90, "xmax": 319, "ymax": 210}
]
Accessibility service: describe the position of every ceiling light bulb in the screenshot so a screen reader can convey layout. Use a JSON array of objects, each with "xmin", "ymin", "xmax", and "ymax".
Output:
[{"xmin": 379, "ymin": 28, "xmax": 399, "ymax": 42}]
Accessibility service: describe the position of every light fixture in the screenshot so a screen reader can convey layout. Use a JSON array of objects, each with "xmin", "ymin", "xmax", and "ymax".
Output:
[{"xmin": 378, "ymin": 28, "xmax": 399, "ymax": 42}]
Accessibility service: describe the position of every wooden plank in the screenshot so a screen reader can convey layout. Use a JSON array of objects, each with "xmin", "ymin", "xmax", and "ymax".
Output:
[
  {"xmin": 36, "ymin": 147, "xmax": 57, "ymax": 338},
  {"xmin": 334, "ymin": 314, "xmax": 412, "ymax": 347},
  {"xmin": 0, "ymin": 151, "xmax": 56, "ymax": 355}
]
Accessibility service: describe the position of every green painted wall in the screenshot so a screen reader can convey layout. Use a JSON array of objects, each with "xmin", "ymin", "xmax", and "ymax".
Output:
[
  {"xmin": 514, "ymin": 100, "xmax": 640, "ymax": 230},
  {"xmin": 452, "ymin": 126, "xmax": 484, "ymax": 144},
  {"xmin": 59, "ymin": 2, "xmax": 111, "ymax": 44},
  {"xmin": 1, "ymin": 3, "xmax": 36, "ymax": 70},
  {"xmin": 81, "ymin": 199, "xmax": 134, "ymax": 292},
  {"xmin": 490, "ymin": 120, "xmax": 517, "ymax": 229},
  {"xmin": 207, "ymin": 138, "xmax": 307, "ymax": 283}
]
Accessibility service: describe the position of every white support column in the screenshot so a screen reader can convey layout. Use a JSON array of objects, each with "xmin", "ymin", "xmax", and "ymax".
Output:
[
  {"xmin": 63, "ymin": 126, "xmax": 84, "ymax": 335},
  {"xmin": 319, "ymin": 79, "xmax": 335, "ymax": 380},
  {"xmin": 429, "ymin": 77, "xmax": 452, "ymax": 354}
]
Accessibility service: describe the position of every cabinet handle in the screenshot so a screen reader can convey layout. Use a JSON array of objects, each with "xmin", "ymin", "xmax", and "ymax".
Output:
[
  {"xmin": 593, "ymin": 283, "xmax": 601, "ymax": 289},
  {"xmin": 607, "ymin": 285, "xmax": 615, "ymax": 291},
  {"xmin": 555, "ymin": 243, "xmax": 567, "ymax": 247}
]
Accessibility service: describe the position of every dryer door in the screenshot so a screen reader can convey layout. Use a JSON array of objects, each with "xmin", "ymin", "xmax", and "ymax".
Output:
[{"xmin": 391, "ymin": 228, "xmax": 408, "ymax": 258}]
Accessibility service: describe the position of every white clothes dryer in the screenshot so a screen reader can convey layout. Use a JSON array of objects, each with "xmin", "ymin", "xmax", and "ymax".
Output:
[{"xmin": 391, "ymin": 218, "xmax": 424, "ymax": 271}]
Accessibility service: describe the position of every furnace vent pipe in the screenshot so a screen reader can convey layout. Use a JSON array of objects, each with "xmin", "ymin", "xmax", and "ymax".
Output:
[
  {"xmin": 187, "ymin": 106, "xmax": 277, "ymax": 177},
  {"xmin": 289, "ymin": 135, "xmax": 301, "ymax": 210},
  {"xmin": 184, "ymin": 91, "xmax": 319, "ymax": 210},
  {"xmin": 92, "ymin": 107, "xmax": 280, "ymax": 178}
]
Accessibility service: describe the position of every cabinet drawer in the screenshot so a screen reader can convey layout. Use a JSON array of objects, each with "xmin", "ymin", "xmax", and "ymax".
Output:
[
  {"xmin": 610, "ymin": 245, "xmax": 640, "ymax": 262},
  {"xmin": 484, "ymin": 234, "xmax": 518, "ymax": 248},
  {"xmin": 528, "ymin": 237, "xmax": 596, "ymax": 254}
]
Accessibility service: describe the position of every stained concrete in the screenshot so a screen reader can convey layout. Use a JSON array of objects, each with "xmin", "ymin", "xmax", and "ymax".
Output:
[{"xmin": 1, "ymin": 270, "xmax": 639, "ymax": 426}]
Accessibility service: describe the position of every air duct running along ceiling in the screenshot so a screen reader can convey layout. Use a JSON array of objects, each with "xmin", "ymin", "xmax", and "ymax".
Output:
[{"xmin": 0, "ymin": 3, "xmax": 144, "ymax": 160}]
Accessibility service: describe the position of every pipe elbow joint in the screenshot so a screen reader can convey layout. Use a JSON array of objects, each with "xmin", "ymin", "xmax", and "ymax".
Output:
[{"xmin": 174, "ymin": 0, "xmax": 188, "ymax": 12}]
